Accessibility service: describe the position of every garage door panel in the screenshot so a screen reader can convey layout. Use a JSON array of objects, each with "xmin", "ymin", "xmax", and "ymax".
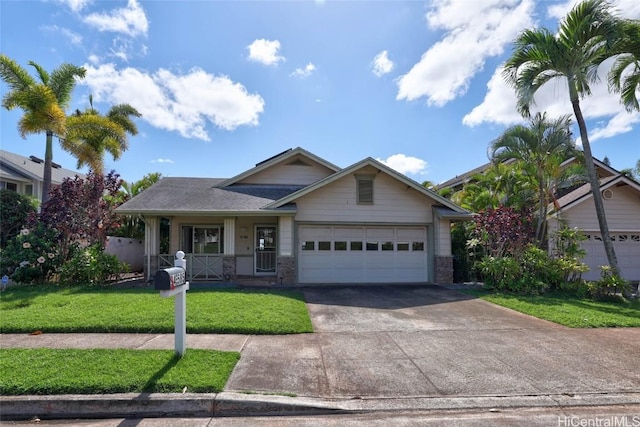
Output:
[
  {"xmin": 333, "ymin": 228, "xmax": 363, "ymax": 238},
  {"xmin": 581, "ymin": 233, "xmax": 640, "ymax": 281},
  {"xmin": 298, "ymin": 226, "xmax": 428, "ymax": 284},
  {"xmin": 366, "ymin": 228, "xmax": 394, "ymax": 239}
]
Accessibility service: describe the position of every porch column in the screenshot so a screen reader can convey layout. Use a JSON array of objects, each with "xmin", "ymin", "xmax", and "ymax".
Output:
[
  {"xmin": 223, "ymin": 218, "xmax": 236, "ymax": 281},
  {"xmin": 143, "ymin": 216, "xmax": 160, "ymax": 281},
  {"xmin": 277, "ymin": 216, "xmax": 296, "ymax": 284}
]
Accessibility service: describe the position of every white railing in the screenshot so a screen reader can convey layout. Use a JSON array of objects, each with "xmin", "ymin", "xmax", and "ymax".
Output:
[{"xmin": 153, "ymin": 254, "xmax": 223, "ymax": 281}]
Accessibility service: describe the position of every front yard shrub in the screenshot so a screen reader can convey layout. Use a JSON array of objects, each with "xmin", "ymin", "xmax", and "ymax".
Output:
[
  {"xmin": 0, "ymin": 223, "xmax": 61, "ymax": 284},
  {"xmin": 476, "ymin": 255, "xmax": 520, "ymax": 291},
  {"xmin": 586, "ymin": 266, "xmax": 630, "ymax": 301},
  {"xmin": 59, "ymin": 244, "xmax": 129, "ymax": 285},
  {"xmin": 0, "ymin": 189, "xmax": 38, "ymax": 248},
  {"xmin": 477, "ymin": 245, "xmax": 575, "ymax": 295}
]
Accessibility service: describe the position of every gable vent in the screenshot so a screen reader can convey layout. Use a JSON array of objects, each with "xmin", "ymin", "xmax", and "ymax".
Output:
[{"xmin": 602, "ymin": 189, "xmax": 613, "ymax": 200}]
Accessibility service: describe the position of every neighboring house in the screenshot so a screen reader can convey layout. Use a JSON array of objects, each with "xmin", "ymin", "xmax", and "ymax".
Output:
[
  {"xmin": 0, "ymin": 149, "xmax": 85, "ymax": 200},
  {"xmin": 438, "ymin": 156, "xmax": 640, "ymax": 283},
  {"xmin": 116, "ymin": 147, "xmax": 472, "ymax": 284},
  {"xmin": 548, "ymin": 173, "xmax": 640, "ymax": 282}
]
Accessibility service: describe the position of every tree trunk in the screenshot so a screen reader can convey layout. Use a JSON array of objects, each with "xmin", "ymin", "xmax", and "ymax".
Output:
[
  {"xmin": 569, "ymin": 86, "xmax": 619, "ymax": 277},
  {"xmin": 536, "ymin": 179, "xmax": 546, "ymax": 246},
  {"xmin": 42, "ymin": 130, "xmax": 54, "ymax": 205}
]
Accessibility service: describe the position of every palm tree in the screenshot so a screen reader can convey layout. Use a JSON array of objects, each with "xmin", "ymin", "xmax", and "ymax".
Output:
[
  {"xmin": 503, "ymin": 0, "xmax": 623, "ymax": 275},
  {"xmin": 452, "ymin": 162, "xmax": 535, "ymax": 213},
  {"xmin": 608, "ymin": 19, "xmax": 640, "ymax": 112},
  {"xmin": 490, "ymin": 113, "xmax": 577, "ymax": 245},
  {"xmin": 62, "ymin": 96, "xmax": 141, "ymax": 175},
  {"xmin": 0, "ymin": 55, "xmax": 86, "ymax": 203}
]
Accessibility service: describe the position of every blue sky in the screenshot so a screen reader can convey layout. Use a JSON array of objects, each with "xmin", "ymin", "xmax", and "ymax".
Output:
[{"xmin": 1, "ymin": 0, "xmax": 639, "ymax": 185}]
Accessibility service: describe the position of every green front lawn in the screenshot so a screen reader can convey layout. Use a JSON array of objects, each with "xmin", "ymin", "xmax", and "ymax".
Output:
[
  {"xmin": 465, "ymin": 289, "xmax": 640, "ymax": 328},
  {"xmin": 0, "ymin": 286, "xmax": 313, "ymax": 334},
  {"xmin": 0, "ymin": 348, "xmax": 239, "ymax": 395}
]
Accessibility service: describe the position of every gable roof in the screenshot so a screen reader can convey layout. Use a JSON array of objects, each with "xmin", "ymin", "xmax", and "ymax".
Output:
[
  {"xmin": 116, "ymin": 177, "xmax": 303, "ymax": 215},
  {"xmin": 265, "ymin": 157, "xmax": 470, "ymax": 214},
  {"xmin": 0, "ymin": 149, "xmax": 84, "ymax": 184},
  {"xmin": 550, "ymin": 174, "xmax": 640, "ymax": 215},
  {"xmin": 215, "ymin": 147, "xmax": 340, "ymax": 188}
]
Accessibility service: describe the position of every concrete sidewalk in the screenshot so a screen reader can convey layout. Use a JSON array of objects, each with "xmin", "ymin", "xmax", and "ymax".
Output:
[{"xmin": 1, "ymin": 285, "xmax": 639, "ymax": 420}]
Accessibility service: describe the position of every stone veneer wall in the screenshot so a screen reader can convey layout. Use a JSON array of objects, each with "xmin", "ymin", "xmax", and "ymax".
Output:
[
  {"xmin": 277, "ymin": 256, "xmax": 296, "ymax": 285},
  {"xmin": 223, "ymin": 256, "xmax": 237, "ymax": 282},
  {"xmin": 434, "ymin": 255, "xmax": 453, "ymax": 284}
]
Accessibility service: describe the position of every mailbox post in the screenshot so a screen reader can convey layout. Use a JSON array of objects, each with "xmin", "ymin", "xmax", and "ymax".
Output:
[{"xmin": 155, "ymin": 251, "xmax": 189, "ymax": 356}]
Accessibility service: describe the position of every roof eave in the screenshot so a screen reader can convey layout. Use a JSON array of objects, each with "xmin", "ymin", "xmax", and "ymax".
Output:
[{"xmin": 265, "ymin": 157, "xmax": 469, "ymax": 214}]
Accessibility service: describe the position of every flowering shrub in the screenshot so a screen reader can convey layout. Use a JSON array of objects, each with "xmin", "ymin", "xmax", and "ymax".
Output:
[
  {"xmin": 0, "ymin": 224, "xmax": 61, "ymax": 284},
  {"xmin": 0, "ymin": 189, "xmax": 37, "ymax": 248}
]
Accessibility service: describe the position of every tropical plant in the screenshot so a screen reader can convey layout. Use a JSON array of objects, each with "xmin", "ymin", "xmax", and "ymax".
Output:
[
  {"xmin": 608, "ymin": 19, "xmax": 640, "ymax": 112},
  {"xmin": 62, "ymin": 95, "xmax": 141, "ymax": 175},
  {"xmin": 471, "ymin": 205, "xmax": 536, "ymax": 259},
  {"xmin": 59, "ymin": 244, "xmax": 128, "ymax": 286},
  {"xmin": 503, "ymin": 0, "xmax": 625, "ymax": 276},
  {"xmin": 0, "ymin": 55, "xmax": 85, "ymax": 203},
  {"xmin": 39, "ymin": 171, "xmax": 123, "ymax": 260},
  {"xmin": 110, "ymin": 172, "xmax": 162, "ymax": 239},
  {"xmin": 452, "ymin": 162, "xmax": 535, "ymax": 212},
  {"xmin": 0, "ymin": 190, "xmax": 38, "ymax": 248},
  {"xmin": 490, "ymin": 113, "xmax": 578, "ymax": 246}
]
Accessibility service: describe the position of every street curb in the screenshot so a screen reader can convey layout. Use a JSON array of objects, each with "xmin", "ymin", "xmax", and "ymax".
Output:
[{"xmin": 1, "ymin": 391, "xmax": 639, "ymax": 421}]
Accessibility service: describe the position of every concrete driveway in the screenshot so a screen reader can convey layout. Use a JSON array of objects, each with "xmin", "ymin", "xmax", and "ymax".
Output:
[{"xmin": 225, "ymin": 285, "xmax": 640, "ymax": 399}]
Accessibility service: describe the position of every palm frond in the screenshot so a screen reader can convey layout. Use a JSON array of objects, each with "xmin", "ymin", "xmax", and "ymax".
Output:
[
  {"xmin": 0, "ymin": 54, "xmax": 36, "ymax": 92},
  {"xmin": 48, "ymin": 63, "xmax": 86, "ymax": 106}
]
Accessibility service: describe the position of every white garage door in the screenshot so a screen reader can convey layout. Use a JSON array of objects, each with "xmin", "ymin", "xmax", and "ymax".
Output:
[
  {"xmin": 298, "ymin": 226, "xmax": 428, "ymax": 283},
  {"xmin": 581, "ymin": 233, "xmax": 640, "ymax": 281}
]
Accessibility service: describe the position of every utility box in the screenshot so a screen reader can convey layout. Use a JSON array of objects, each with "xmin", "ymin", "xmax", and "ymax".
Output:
[{"xmin": 154, "ymin": 267, "xmax": 186, "ymax": 291}]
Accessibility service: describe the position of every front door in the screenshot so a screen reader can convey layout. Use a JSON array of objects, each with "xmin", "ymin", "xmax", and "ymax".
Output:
[{"xmin": 255, "ymin": 226, "xmax": 277, "ymax": 275}]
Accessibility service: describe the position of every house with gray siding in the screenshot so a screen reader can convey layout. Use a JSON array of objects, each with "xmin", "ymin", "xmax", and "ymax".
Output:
[
  {"xmin": 0, "ymin": 149, "xmax": 84, "ymax": 199},
  {"xmin": 116, "ymin": 147, "xmax": 471, "ymax": 285}
]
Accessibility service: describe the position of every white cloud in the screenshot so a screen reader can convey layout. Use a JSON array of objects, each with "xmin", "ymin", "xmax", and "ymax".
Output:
[
  {"xmin": 151, "ymin": 158, "xmax": 174, "ymax": 164},
  {"xmin": 376, "ymin": 154, "xmax": 429, "ymax": 176},
  {"xmin": 371, "ymin": 50, "xmax": 394, "ymax": 77},
  {"xmin": 290, "ymin": 63, "xmax": 316, "ymax": 78},
  {"xmin": 83, "ymin": 0, "xmax": 149, "ymax": 37},
  {"xmin": 82, "ymin": 63, "xmax": 265, "ymax": 141},
  {"xmin": 247, "ymin": 39, "xmax": 285, "ymax": 66},
  {"xmin": 464, "ymin": 58, "xmax": 639, "ymax": 142},
  {"xmin": 396, "ymin": 0, "xmax": 535, "ymax": 106},
  {"xmin": 548, "ymin": 0, "xmax": 640, "ymax": 20},
  {"xmin": 109, "ymin": 37, "xmax": 131, "ymax": 61},
  {"xmin": 41, "ymin": 25, "xmax": 82, "ymax": 45},
  {"xmin": 56, "ymin": 0, "xmax": 91, "ymax": 13}
]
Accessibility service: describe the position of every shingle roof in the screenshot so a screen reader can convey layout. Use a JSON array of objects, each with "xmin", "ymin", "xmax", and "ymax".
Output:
[
  {"xmin": 116, "ymin": 177, "xmax": 304, "ymax": 214},
  {"xmin": 550, "ymin": 174, "xmax": 640, "ymax": 215},
  {"xmin": 0, "ymin": 149, "xmax": 85, "ymax": 183}
]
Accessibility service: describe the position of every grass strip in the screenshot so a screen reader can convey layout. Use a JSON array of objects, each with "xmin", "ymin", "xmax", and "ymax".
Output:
[
  {"xmin": 464, "ymin": 289, "xmax": 640, "ymax": 328},
  {"xmin": 0, "ymin": 348, "xmax": 239, "ymax": 395},
  {"xmin": 0, "ymin": 287, "xmax": 312, "ymax": 334}
]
